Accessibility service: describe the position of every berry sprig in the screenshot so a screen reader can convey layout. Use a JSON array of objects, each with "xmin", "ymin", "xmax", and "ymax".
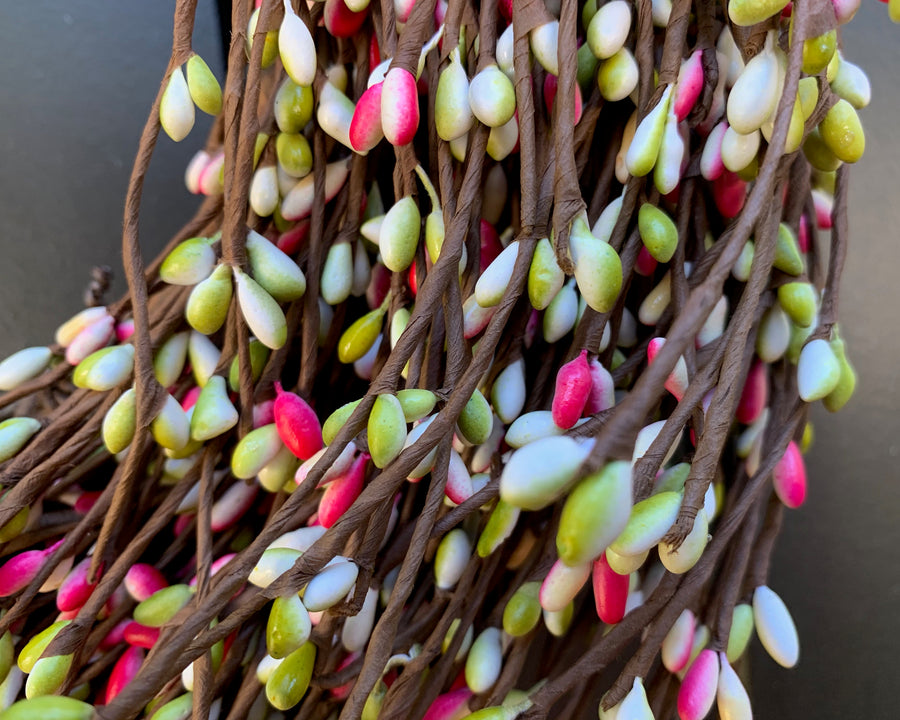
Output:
[{"xmin": 0, "ymin": 0, "xmax": 872, "ymax": 718}]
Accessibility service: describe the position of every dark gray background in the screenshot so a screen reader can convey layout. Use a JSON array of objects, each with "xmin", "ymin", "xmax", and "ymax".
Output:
[{"xmin": 0, "ymin": 2, "xmax": 897, "ymax": 717}]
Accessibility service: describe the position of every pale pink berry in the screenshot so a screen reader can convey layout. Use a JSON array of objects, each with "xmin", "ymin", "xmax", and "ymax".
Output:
[
  {"xmin": 253, "ymin": 399, "xmax": 276, "ymax": 428},
  {"xmin": 445, "ymin": 450, "xmax": 474, "ymax": 505},
  {"xmin": 540, "ymin": 558, "xmax": 591, "ymax": 613},
  {"xmin": 832, "ymin": 0, "xmax": 861, "ymax": 25},
  {"xmin": 65, "ymin": 315, "xmax": 115, "ymax": 365},
  {"xmin": 184, "ymin": 149, "xmax": 211, "ymax": 194},
  {"xmin": 394, "ymin": 0, "xmax": 416, "ymax": 23},
  {"xmin": 56, "ymin": 306, "xmax": 109, "ymax": 347},
  {"xmin": 462, "ymin": 293, "xmax": 498, "ymax": 339},
  {"xmin": 198, "ymin": 151, "xmax": 225, "ymax": 196},
  {"xmin": 208, "ymin": 553, "xmax": 237, "ymax": 578},
  {"xmin": 210, "ymin": 481, "xmax": 259, "ymax": 532},
  {"xmin": 647, "ymin": 337, "xmax": 689, "ymax": 401},
  {"xmin": 281, "ymin": 159, "xmax": 351, "ymax": 221},
  {"xmin": 584, "ymin": 357, "xmax": 615, "ymax": 415},
  {"xmin": 190, "ymin": 554, "xmax": 239, "ymax": 589},
  {"xmin": 662, "ymin": 608, "xmax": 696, "ymax": 673},
  {"xmin": 813, "ymin": 189, "xmax": 833, "ymax": 229},
  {"xmin": 295, "ymin": 443, "xmax": 357, "ymax": 488},
  {"xmin": 700, "ymin": 121, "xmax": 728, "ymax": 181}
]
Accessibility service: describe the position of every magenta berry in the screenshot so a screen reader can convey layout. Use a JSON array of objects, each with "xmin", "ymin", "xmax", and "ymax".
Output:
[
  {"xmin": 736, "ymin": 359, "xmax": 768, "ymax": 425},
  {"xmin": 0, "ymin": 540, "xmax": 63, "ymax": 597},
  {"xmin": 104, "ymin": 645, "xmax": 144, "ymax": 704},
  {"xmin": 635, "ymin": 245, "xmax": 659, "ymax": 277},
  {"xmin": 99, "ymin": 619, "xmax": 130, "ymax": 651},
  {"xmin": 678, "ymin": 649, "xmax": 719, "ymax": 720},
  {"xmin": 773, "ymin": 440, "xmax": 807, "ymax": 509},
  {"xmin": 423, "ymin": 687, "xmax": 473, "ymax": 720},
  {"xmin": 552, "ymin": 350, "xmax": 592, "ymax": 429},
  {"xmin": 592, "ymin": 554, "xmax": 629, "ymax": 624}
]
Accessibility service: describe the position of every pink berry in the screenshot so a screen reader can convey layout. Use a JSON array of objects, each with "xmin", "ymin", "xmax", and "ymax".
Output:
[
  {"xmin": 104, "ymin": 645, "xmax": 145, "ymax": 704},
  {"xmin": 56, "ymin": 556, "xmax": 98, "ymax": 613},
  {"xmin": 123, "ymin": 621, "xmax": 160, "ymax": 649},
  {"xmin": 552, "ymin": 350, "xmax": 592, "ymax": 429},
  {"xmin": 773, "ymin": 440, "xmax": 807, "ymax": 509},
  {"xmin": 350, "ymin": 82, "xmax": 385, "ymax": 153},
  {"xmin": 274, "ymin": 382, "xmax": 323, "ymax": 461},
  {"xmin": 318, "ymin": 453, "xmax": 368, "ymax": 528},
  {"xmin": 677, "ymin": 649, "xmax": 719, "ymax": 720},
  {"xmin": 735, "ymin": 360, "xmax": 768, "ymax": 425}
]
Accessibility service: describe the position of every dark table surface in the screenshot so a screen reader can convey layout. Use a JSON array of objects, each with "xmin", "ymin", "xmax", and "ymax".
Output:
[{"xmin": 1, "ymin": 2, "xmax": 897, "ymax": 717}]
